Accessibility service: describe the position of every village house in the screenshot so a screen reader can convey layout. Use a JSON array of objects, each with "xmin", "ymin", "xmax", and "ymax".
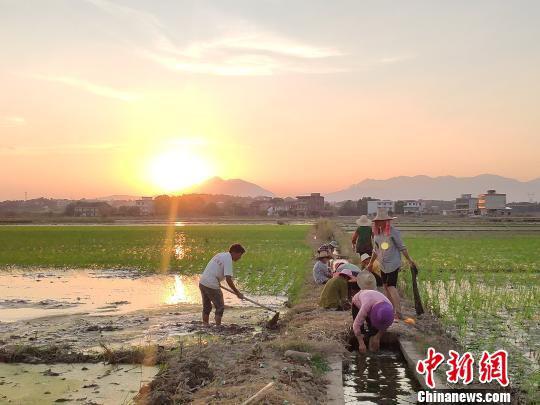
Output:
[
  {"xmin": 403, "ymin": 200, "xmax": 426, "ymax": 214},
  {"xmin": 135, "ymin": 197, "xmax": 155, "ymax": 215},
  {"xmin": 73, "ymin": 201, "xmax": 113, "ymax": 217},
  {"xmin": 478, "ymin": 190, "xmax": 509, "ymax": 216},
  {"xmin": 455, "ymin": 194, "xmax": 479, "ymax": 216},
  {"xmin": 295, "ymin": 193, "xmax": 325, "ymax": 216},
  {"xmin": 367, "ymin": 200, "xmax": 395, "ymax": 216}
]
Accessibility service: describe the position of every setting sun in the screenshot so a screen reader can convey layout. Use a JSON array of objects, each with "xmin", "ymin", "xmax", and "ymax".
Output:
[{"xmin": 148, "ymin": 146, "xmax": 214, "ymax": 192}]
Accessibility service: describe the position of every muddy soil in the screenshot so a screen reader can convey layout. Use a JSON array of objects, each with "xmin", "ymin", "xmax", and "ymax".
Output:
[
  {"xmin": 0, "ymin": 362, "xmax": 158, "ymax": 405},
  {"xmin": 0, "ymin": 305, "xmax": 277, "ymax": 362}
]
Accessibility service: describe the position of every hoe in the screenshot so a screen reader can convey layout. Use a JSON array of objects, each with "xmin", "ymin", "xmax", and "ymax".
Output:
[{"xmin": 220, "ymin": 285, "xmax": 280, "ymax": 328}]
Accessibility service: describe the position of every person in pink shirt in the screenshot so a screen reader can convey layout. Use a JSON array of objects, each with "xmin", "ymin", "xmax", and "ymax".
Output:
[{"xmin": 351, "ymin": 272, "xmax": 394, "ymax": 353}]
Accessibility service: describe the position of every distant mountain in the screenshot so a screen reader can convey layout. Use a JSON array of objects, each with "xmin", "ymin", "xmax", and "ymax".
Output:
[
  {"xmin": 185, "ymin": 177, "xmax": 274, "ymax": 198},
  {"xmin": 325, "ymin": 174, "xmax": 540, "ymax": 203},
  {"xmin": 96, "ymin": 195, "xmax": 140, "ymax": 201}
]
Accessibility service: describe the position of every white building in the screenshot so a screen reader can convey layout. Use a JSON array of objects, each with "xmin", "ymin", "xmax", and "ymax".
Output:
[
  {"xmin": 367, "ymin": 200, "xmax": 395, "ymax": 216},
  {"xmin": 478, "ymin": 190, "xmax": 507, "ymax": 216},
  {"xmin": 403, "ymin": 200, "xmax": 425, "ymax": 214},
  {"xmin": 135, "ymin": 197, "xmax": 155, "ymax": 215},
  {"xmin": 455, "ymin": 194, "xmax": 478, "ymax": 216}
]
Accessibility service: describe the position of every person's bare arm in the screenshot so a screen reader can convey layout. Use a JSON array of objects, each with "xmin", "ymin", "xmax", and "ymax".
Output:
[
  {"xmin": 367, "ymin": 251, "xmax": 378, "ymax": 272},
  {"xmin": 225, "ymin": 275, "xmax": 244, "ymax": 299},
  {"xmin": 351, "ymin": 231, "xmax": 358, "ymax": 250},
  {"xmin": 402, "ymin": 249, "xmax": 416, "ymax": 268},
  {"xmin": 357, "ymin": 333, "xmax": 367, "ymax": 353}
]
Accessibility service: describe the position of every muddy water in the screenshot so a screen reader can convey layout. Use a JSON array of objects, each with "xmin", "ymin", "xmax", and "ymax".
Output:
[
  {"xmin": 0, "ymin": 269, "xmax": 286, "ymax": 404},
  {"xmin": 343, "ymin": 351, "xmax": 420, "ymax": 404},
  {"xmin": 0, "ymin": 363, "xmax": 157, "ymax": 405},
  {"xmin": 0, "ymin": 270, "xmax": 287, "ymax": 322}
]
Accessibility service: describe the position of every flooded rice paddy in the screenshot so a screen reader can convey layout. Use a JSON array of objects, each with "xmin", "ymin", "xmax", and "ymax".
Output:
[
  {"xmin": 0, "ymin": 269, "xmax": 287, "ymax": 323},
  {"xmin": 0, "ymin": 362, "xmax": 158, "ymax": 405},
  {"xmin": 0, "ymin": 269, "xmax": 287, "ymax": 404}
]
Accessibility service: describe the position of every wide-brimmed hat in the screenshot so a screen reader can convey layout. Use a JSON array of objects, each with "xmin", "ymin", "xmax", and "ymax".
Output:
[
  {"xmin": 360, "ymin": 253, "xmax": 371, "ymax": 262},
  {"xmin": 356, "ymin": 271, "xmax": 376, "ymax": 290},
  {"xmin": 341, "ymin": 262, "xmax": 360, "ymax": 272},
  {"xmin": 317, "ymin": 250, "xmax": 331, "ymax": 259},
  {"xmin": 372, "ymin": 208, "xmax": 396, "ymax": 221},
  {"xmin": 356, "ymin": 215, "xmax": 372, "ymax": 226},
  {"xmin": 338, "ymin": 268, "xmax": 354, "ymax": 278}
]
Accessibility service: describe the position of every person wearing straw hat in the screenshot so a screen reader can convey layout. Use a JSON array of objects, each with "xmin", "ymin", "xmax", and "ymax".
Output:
[
  {"xmin": 366, "ymin": 208, "xmax": 417, "ymax": 320},
  {"xmin": 352, "ymin": 215, "xmax": 373, "ymax": 256},
  {"xmin": 352, "ymin": 271, "xmax": 394, "ymax": 353},
  {"xmin": 319, "ymin": 268, "xmax": 354, "ymax": 310},
  {"xmin": 334, "ymin": 261, "xmax": 361, "ymax": 299},
  {"xmin": 313, "ymin": 250, "xmax": 332, "ymax": 285},
  {"xmin": 360, "ymin": 253, "xmax": 383, "ymax": 288}
]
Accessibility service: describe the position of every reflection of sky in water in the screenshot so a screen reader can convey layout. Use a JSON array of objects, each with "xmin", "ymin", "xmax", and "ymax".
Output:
[
  {"xmin": 343, "ymin": 351, "xmax": 419, "ymax": 404},
  {"xmin": 0, "ymin": 270, "xmax": 286, "ymax": 323}
]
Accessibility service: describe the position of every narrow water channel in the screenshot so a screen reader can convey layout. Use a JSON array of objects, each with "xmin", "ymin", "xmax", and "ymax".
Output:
[{"xmin": 343, "ymin": 350, "xmax": 420, "ymax": 404}]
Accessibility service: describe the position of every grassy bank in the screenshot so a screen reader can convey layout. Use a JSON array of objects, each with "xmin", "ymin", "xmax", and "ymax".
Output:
[{"xmin": 0, "ymin": 225, "xmax": 312, "ymax": 299}]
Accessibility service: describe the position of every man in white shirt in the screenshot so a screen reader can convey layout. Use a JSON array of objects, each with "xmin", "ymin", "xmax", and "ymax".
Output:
[{"xmin": 199, "ymin": 244, "xmax": 246, "ymax": 326}]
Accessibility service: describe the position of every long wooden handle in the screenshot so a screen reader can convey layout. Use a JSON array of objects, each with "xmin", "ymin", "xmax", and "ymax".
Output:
[
  {"xmin": 241, "ymin": 382, "xmax": 274, "ymax": 405},
  {"xmin": 411, "ymin": 265, "xmax": 425, "ymax": 315},
  {"xmin": 220, "ymin": 285, "xmax": 278, "ymax": 314}
]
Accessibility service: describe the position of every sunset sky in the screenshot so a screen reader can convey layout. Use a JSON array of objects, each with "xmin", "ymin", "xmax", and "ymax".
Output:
[{"xmin": 1, "ymin": 0, "xmax": 539, "ymax": 200}]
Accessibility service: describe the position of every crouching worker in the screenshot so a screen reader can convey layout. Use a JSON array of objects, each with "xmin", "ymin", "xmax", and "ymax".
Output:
[
  {"xmin": 199, "ymin": 244, "xmax": 245, "ymax": 326},
  {"xmin": 352, "ymin": 272, "xmax": 394, "ymax": 353},
  {"xmin": 359, "ymin": 253, "xmax": 383, "ymax": 288},
  {"xmin": 319, "ymin": 268, "xmax": 354, "ymax": 310},
  {"xmin": 313, "ymin": 250, "xmax": 332, "ymax": 285}
]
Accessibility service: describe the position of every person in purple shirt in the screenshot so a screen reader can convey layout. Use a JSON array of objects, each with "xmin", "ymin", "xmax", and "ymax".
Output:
[{"xmin": 351, "ymin": 272, "xmax": 394, "ymax": 353}]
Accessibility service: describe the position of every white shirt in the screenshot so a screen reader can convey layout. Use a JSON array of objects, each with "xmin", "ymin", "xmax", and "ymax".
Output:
[{"xmin": 199, "ymin": 252, "xmax": 234, "ymax": 289}]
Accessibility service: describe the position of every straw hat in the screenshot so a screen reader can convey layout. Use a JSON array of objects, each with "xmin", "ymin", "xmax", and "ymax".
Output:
[
  {"xmin": 360, "ymin": 253, "xmax": 371, "ymax": 262},
  {"xmin": 372, "ymin": 208, "xmax": 396, "ymax": 221},
  {"xmin": 356, "ymin": 271, "xmax": 376, "ymax": 290},
  {"xmin": 356, "ymin": 215, "xmax": 372, "ymax": 226},
  {"xmin": 338, "ymin": 268, "xmax": 354, "ymax": 278},
  {"xmin": 317, "ymin": 250, "xmax": 331, "ymax": 259}
]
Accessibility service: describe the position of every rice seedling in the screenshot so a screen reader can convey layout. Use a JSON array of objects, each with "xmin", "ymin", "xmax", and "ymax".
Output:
[
  {"xmin": 0, "ymin": 225, "xmax": 312, "ymax": 300},
  {"xmin": 398, "ymin": 231, "xmax": 540, "ymax": 401}
]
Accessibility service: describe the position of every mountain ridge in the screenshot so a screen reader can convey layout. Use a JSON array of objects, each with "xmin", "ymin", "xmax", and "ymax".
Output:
[
  {"xmin": 184, "ymin": 176, "xmax": 275, "ymax": 198},
  {"xmin": 325, "ymin": 174, "xmax": 540, "ymax": 202}
]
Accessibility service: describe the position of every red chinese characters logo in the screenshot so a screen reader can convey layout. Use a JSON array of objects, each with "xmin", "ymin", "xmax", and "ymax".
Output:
[
  {"xmin": 478, "ymin": 350, "xmax": 509, "ymax": 387},
  {"xmin": 446, "ymin": 350, "xmax": 474, "ymax": 384},
  {"xmin": 416, "ymin": 347, "xmax": 445, "ymax": 389},
  {"xmin": 416, "ymin": 348, "xmax": 509, "ymax": 388}
]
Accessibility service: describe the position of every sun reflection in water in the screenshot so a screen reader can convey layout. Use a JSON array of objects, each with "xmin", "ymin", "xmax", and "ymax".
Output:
[
  {"xmin": 175, "ymin": 246, "xmax": 184, "ymax": 259},
  {"xmin": 167, "ymin": 275, "xmax": 188, "ymax": 304},
  {"xmin": 166, "ymin": 275, "xmax": 199, "ymax": 304}
]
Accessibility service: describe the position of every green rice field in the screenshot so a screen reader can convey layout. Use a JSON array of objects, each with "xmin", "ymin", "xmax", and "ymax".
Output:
[
  {"xmin": 399, "ymin": 232, "xmax": 540, "ymax": 402},
  {"xmin": 1, "ymin": 223, "xmax": 539, "ymax": 400},
  {"xmin": 0, "ymin": 225, "xmax": 312, "ymax": 299}
]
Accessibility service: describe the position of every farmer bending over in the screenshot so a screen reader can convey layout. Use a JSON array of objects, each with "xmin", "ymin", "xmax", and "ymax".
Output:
[
  {"xmin": 319, "ymin": 268, "xmax": 354, "ymax": 310},
  {"xmin": 352, "ymin": 272, "xmax": 394, "ymax": 353},
  {"xmin": 199, "ymin": 244, "xmax": 245, "ymax": 326},
  {"xmin": 367, "ymin": 208, "xmax": 416, "ymax": 319}
]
